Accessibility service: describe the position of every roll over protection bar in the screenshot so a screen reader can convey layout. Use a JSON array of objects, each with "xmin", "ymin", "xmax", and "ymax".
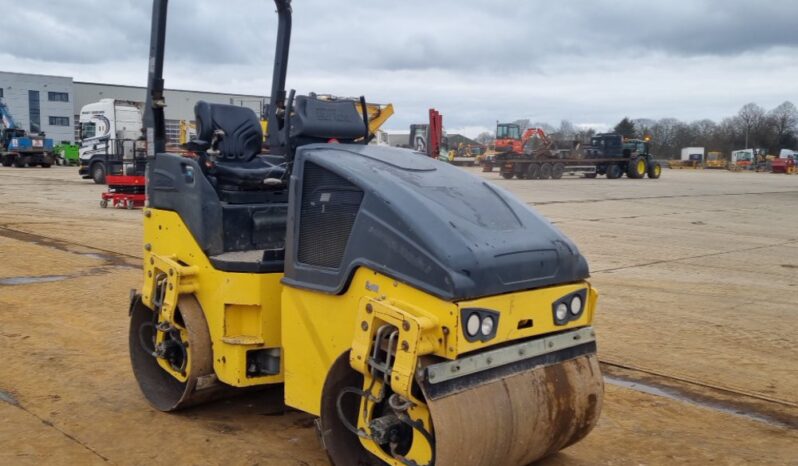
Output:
[
  {"xmin": 143, "ymin": 0, "xmax": 168, "ymax": 157},
  {"xmin": 268, "ymin": 0, "xmax": 292, "ymax": 155},
  {"xmin": 143, "ymin": 0, "xmax": 293, "ymax": 157}
]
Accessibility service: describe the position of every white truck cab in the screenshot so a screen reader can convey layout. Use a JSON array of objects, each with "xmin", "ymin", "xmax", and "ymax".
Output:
[{"xmin": 78, "ymin": 99, "xmax": 143, "ymax": 183}]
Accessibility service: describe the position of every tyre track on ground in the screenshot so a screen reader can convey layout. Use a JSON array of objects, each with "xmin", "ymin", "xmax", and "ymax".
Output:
[
  {"xmin": 526, "ymin": 189, "xmax": 798, "ymax": 206},
  {"xmin": 2, "ymin": 226, "xmax": 795, "ymax": 431},
  {"xmin": 0, "ymin": 389, "xmax": 110, "ymax": 463},
  {"xmin": 591, "ymin": 238, "xmax": 798, "ymax": 273}
]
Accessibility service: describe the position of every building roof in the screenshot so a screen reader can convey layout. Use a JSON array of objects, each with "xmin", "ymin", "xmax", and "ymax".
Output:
[
  {"xmin": 0, "ymin": 70, "xmax": 266, "ymax": 99},
  {"xmin": 0, "ymin": 70, "xmax": 73, "ymax": 80},
  {"xmin": 73, "ymin": 80, "xmax": 266, "ymax": 99}
]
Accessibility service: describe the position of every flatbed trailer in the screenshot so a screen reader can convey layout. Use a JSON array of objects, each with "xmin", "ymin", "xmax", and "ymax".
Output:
[
  {"xmin": 486, "ymin": 133, "xmax": 662, "ymax": 180},
  {"xmin": 487, "ymin": 155, "xmax": 662, "ymax": 180},
  {"xmin": 447, "ymin": 155, "xmax": 478, "ymax": 166}
]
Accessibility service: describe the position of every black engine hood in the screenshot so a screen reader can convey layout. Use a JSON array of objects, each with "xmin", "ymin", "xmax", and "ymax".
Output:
[{"xmin": 282, "ymin": 144, "xmax": 589, "ymax": 301}]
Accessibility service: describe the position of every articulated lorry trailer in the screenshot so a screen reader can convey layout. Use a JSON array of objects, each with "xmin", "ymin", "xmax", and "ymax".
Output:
[
  {"xmin": 492, "ymin": 131, "xmax": 662, "ymax": 180},
  {"xmin": 78, "ymin": 99, "xmax": 146, "ymax": 183}
]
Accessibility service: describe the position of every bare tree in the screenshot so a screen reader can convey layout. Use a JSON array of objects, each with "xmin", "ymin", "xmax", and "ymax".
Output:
[
  {"xmin": 575, "ymin": 127, "xmax": 596, "ymax": 144},
  {"xmin": 532, "ymin": 121, "xmax": 556, "ymax": 134},
  {"xmin": 676, "ymin": 122, "xmax": 700, "ymax": 150},
  {"xmin": 690, "ymin": 119, "xmax": 717, "ymax": 140},
  {"xmin": 634, "ymin": 118, "xmax": 656, "ymax": 139},
  {"xmin": 649, "ymin": 118, "xmax": 679, "ymax": 157},
  {"xmin": 768, "ymin": 101, "xmax": 798, "ymax": 149},
  {"xmin": 549, "ymin": 120, "xmax": 577, "ymax": 147},
  {"xmin": 512, "ymin": 119, "xmax": 531, "ymax": 133},
  {"xmin": 475, "ymin": 131, "xmax": 495, "ymax": 145},
  {"xmin": 557, "ymin": 120, "xmax": 576, "ymax": 139},
  {"xmin": 495, "ymin": 100, "xmax": 792, "ymax": 156},
  {"xmin": 737, "ymin": 103, "xmax": 766, "ymax": 149},
  {"xmin": 717, "ymin": 117, "xmax": 743, "ymax": 153}
]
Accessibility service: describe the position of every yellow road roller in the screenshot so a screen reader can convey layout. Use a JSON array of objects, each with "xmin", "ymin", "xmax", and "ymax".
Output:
[{"xmin": 129, "ymin": 1, "xmax": 604, "ymax": 464}]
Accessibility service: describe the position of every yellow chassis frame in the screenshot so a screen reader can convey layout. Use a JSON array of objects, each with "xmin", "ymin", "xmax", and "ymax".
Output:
[{"xmin": 141, "ymin": 208, "xmax": 598, "ymax": 464}]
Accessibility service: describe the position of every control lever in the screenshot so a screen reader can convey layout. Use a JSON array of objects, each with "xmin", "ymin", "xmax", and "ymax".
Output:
[{"xmin": 207, "ymin": 129, "xmax": 225, "ymax": 164}]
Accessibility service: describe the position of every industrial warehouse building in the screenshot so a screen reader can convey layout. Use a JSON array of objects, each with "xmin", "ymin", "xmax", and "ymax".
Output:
[{"xmin": 0, "ymin": 71, "xmax": 267, "ymax": 143}]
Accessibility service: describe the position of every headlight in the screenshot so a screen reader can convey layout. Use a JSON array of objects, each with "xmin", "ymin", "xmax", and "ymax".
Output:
[
  {"xmin": 461, "ymin": 308, "xmax": 499, "ymax": 342},
  {"xmin": 555, "ymin": 303, "xmax": 568, "ymax": 321},
  {"xmin": 466, "ymin": 313, "xmax": 481, "ymax": 337},
  {"xmin": 570, "ymin": 295, "xmax": 583, "ymax": 315},
  {"xmin": 552, "ymin": 289, "xmax": 588, "ymax": 325},
  {"xmin": 480, "ymin": 316, "xmax": 495, "ymax": 336}
]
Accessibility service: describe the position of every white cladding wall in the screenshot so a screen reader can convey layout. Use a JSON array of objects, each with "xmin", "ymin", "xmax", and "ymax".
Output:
[
  {"xmin": 73, "ymin": 82, "xmax": 267, "ymax": 121},
  {"xmin": 0, "ymin": 71, "xmax": 75, "ymax": 143},
  {"xmin": 1, "ymin": 71, "xmax": 268, "ymax": 143}
]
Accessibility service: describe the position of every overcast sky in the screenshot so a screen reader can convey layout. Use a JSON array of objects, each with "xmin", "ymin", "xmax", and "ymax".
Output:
[{"xmin": 2, "ymin": 0, "xmax": 797, "ymax": 137}]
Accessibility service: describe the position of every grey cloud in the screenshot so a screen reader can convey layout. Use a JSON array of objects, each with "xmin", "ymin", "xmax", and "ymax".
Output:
[
  {"xmin": 5, "ymin": 0, "xmax": 797, "ymax": 71},
  {"xmin": 1, "ymin": 0, "xmax": 147, "ymax": 63},
  {"xmin": 1, "ymin": 0, "xmax": 263, "ymax": 65},
  {"xmin": 2, "ymin": 0, "xmax": 796, "ymax": 134},
  {"xmin": 289, "ymin": 0, "xmax": 798, "ymax": 73},
  {"xmin": 571, "ymin": 1, "xmax": 798, "ymax": 56}
]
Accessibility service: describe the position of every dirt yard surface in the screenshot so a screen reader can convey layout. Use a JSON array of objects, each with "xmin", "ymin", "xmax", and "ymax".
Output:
[{"xmin": 1, "ymin": 166, "xmax": 797, "ymax": 465}]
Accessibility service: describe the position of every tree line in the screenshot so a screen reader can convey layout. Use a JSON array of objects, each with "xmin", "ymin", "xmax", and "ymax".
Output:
[{"xmin": 474, "ymin": 101, "xmax": 798, "ymax": 158}]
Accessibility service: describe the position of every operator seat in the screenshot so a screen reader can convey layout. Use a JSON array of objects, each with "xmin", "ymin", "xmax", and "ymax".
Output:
[
  {"xmin": 193, "ymin": 101, "xmax": 285, "ymax": 190},
  {"xmin": 288, "ymin": 95, "xmax": 368, "ymax": 146}
]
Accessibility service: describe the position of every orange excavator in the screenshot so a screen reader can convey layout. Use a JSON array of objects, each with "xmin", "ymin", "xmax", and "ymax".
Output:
[{"xmin": 494, "ymin": 122, "xmax": 553, "ymax": 156}]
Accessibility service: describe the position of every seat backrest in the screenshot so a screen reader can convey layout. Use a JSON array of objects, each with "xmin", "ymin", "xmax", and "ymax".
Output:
[
  {"xmin": 290, "ymin": 96, "xmax": 366, "ymax": 143},
  {"xmin": 194, "ymin": 101, "xmax": 263, "ymax": 162}
]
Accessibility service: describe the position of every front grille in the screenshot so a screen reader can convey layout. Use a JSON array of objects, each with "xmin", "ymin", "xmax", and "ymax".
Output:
[{"xmin": 297, "ymin": 162, "xmax": 363, "ymax": 268}]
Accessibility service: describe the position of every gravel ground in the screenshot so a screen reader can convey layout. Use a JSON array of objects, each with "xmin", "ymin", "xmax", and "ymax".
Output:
[{"xmin": 0, "ymin": 165, "xmax": 796, "ymax": 465}]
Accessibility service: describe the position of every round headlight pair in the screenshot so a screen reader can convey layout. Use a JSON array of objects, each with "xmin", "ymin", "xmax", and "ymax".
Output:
[
  {"xmin": 553, "ymin": 291, "xmax": 586, "ymax": 325},
  {"xmin": 466, "ymin": 312, "xmax": 495, "ymax": 338}
]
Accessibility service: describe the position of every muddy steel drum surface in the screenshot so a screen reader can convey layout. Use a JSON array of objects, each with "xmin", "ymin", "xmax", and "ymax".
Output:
[
  {"xmin": 129, "ymin": 296, "xmax": 233, "ymax": 411},
  {"xmin": 427, "ymin": 354, "xmax": 603, "ymax": 466}
]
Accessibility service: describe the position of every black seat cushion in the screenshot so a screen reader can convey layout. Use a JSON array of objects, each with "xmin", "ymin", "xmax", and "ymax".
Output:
[
  {"xmin": 214, "ymin": 156, "xmax": 285, "ymax": 188},
  {"xmin": 194, "ymin": 101, "xmax": 287, "ymax": 188},
  {"xmin": 262, "ymin": 154, "xmax": 287, "ymax": 165},
  {"xmin": 290, "ymin": 96, "xmax": 367, "ymax": 142}
]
